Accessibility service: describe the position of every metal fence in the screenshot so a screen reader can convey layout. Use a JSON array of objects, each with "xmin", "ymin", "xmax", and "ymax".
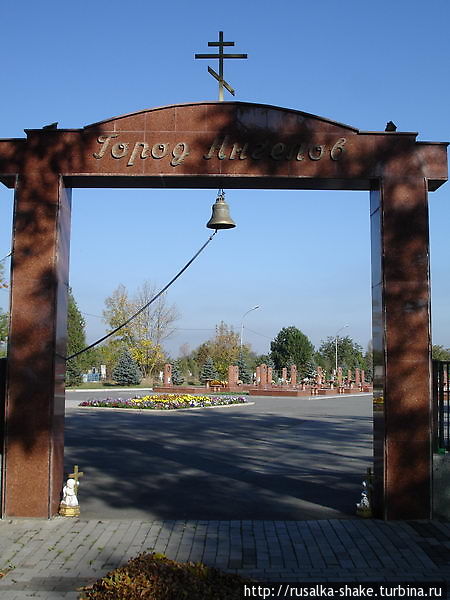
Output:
[{"xmin": 432, "ymin": 360, "xmax": 450, "ymax": 452}]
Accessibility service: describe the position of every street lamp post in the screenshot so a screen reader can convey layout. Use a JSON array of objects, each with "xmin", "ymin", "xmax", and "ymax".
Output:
[
  {"xmin": 335, "ymin": 324, "xmax": 349, "ymax": 375},
  {"xmin": 240, "ymin": 305, "xmax": 260, "ymax": 352}
]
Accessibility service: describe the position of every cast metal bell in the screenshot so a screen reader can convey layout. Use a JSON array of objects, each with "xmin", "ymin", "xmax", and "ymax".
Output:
[{"xmin": 206, "ymin": 191, "xmax": 236, "ymax": 230}]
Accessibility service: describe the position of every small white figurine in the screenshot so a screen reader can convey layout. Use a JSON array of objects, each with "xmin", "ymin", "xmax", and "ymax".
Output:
[
  {"xmin": 59, "ymin": 477, "xmax": 80, "ymax": 517},
  {"xmin": 356, "ymin": 468, "xmax": 373, "ymax": 518}
]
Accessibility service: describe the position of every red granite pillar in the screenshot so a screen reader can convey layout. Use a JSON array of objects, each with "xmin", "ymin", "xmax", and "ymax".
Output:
[
  {"xmin": 2, "ymin": 174, "xmax": 71, "ymax": 518},
  {"xmin": 259, "ymin": 364, "xmax": 267, "ymax": 386},
  {"xmin": 163, "ymin": 363, "xmax": 172, "ymax": 386},
  {"xmin": 228, "ymin": 365, "xmax": 238, "ymax": 386},
  {"xmin": 290, "ymin": 365, "xmax": 297, "ymax": 386},
  {"xmin": 371, "ymin": 177, "xmax": 432, "ymax": 519}
]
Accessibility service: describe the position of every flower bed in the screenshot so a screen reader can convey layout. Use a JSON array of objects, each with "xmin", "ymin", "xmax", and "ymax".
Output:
[{"xmin": 79, "ymin": 393, "xmax": 248, "ymax": 410}]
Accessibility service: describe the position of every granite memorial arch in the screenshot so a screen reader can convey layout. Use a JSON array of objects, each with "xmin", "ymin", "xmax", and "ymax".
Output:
[{"xmin": 0, "ymin": 101, "xmax": 447, "ymax": 519}]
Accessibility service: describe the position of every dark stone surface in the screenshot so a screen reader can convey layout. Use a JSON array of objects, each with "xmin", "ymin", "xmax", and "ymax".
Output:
[{"xmin": 64, "ymin": 393, "xmax": 372, "ymax": 520}]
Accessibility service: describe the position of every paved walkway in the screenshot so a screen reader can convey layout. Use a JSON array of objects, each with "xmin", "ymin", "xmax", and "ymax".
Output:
[
  {"xmin": 2, "ymin": 395, "xmax": 449, "ymax": 598},
  {"xmin": 1, "ymin": 517, "xmax": 450, "ymax": 599}
]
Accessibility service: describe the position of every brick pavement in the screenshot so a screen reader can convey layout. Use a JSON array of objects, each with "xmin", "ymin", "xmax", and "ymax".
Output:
[{"xmin": 1, "ymin": 518, "xmax": 450, "ymax": 599}]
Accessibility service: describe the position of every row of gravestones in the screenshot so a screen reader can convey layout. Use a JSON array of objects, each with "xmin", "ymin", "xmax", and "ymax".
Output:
[{"xmin": 162, "ymin": 363, "xmax": 366, "ymax": 387}]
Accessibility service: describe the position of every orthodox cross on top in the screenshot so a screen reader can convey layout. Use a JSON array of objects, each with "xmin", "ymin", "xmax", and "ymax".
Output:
[{"xmin": 195, "ymin": 31, "xmax": 247, "ymax": 101}]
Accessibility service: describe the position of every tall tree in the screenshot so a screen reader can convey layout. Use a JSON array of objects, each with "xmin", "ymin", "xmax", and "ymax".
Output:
[
  {"xmin": 102, "ymin": 281, "xmax": 178, "ymax": 378},
  {"xmin": 200, "ymin": 356, "xmax": 218, "ymax": 383},
  {"xmin": 270, "ymin": 326, "xmax": 314, "ymax": 377},
  {"xmin": 316, "ymin": 335, "xmax": 365, "ymax": 374},
  {"xmin": 171, "ymin": 360, "xmax": 185, "ymax": 385},
  {"xmin": 133, "ymin": 281, "xmax": 180, "ymax": 346},
  {"xmin": 66, "ymin": 288, "xmax": 88, "ymax": 386},
  {"xmin": 237, "ymin": 354, "xmax": 252, "ymax": 384},
  {"xmin": 208, "ymin": 321, "xmax": 241, "ymax": 379},
  {"xmin": 102, "ymin": 284, "xmax": 134, "ymax": 346}
]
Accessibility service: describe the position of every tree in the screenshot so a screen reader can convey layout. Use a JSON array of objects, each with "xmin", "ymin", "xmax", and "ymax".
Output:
[
  {"xmin": 200, "ymin": 356, "xmax": 218, "ymax": 383},
  {"xmin": 237, "ymin": 354, "xmax": 251, "ymax": 384},
  {"xmin": 177, "ymin": 344, "xmax": 198, "ymax": 382},
  {"xmin": 208, "ymin": 321, "xmax": 241, "ymax": 379},
  {"xmin": 112, "ymin": 349, "xmax": 142, "ymax": 385},
  {"xmin": 193, "ymin": 342, "xmax": 212, "ymax": 376},
  {"xmin": 432, "ymin": 345, "xmax": 450, "ymax": 361},
  {"xmin": 66, "ymin": 288, "xmax": 88, "ymax": 387},
  {"xmin": 0, "ymin": 262, "xmax": 8, "ymax": 289},
  {"xmin": 102, "ymin": 282, "xmax": 178, "ymax": 373},
  {"xmin": 301, "ymin": 358, "xmax": 317, "ymax": 381},
  {"xmin": 130, "ymin": 338, "xmax": 165, "ymax": 379},
  {"xmin": 270, "ymin": 326, "xmax": 314, "ymax": 376},
  {"xmin": 316, "ymin": 335, "xmax": 365, "ymax": 374},
  {"xmin": 171, "ymin": 360, "xmax": 185, "ymax": 385},
  {"xmin": 103, "ymin": 284, "xmax": 134, "ymax": 346},
  {"xmin": 254, "ymin": 354, "xmax": 275, "ymax": 370},
  {"xmin": 97, "ymin": 339, "xmax": 125, "ymax": 380},
  {"xmin": 363, "ymin": 342, "xmax": 373, "ymax": 382}
]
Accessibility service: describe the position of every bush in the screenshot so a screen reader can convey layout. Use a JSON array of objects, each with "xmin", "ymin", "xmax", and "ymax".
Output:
[{"xmin": 80, "ymin": 552, "xmax": 252, "ymax": 600}]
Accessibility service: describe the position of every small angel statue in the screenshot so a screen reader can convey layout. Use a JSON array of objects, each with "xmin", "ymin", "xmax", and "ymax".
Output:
[
  {"xmin": 59, "ymin": 477, "xmax": 80, "ymax": 517},
  {"xmin": 356, "ymin": 468, "xmax": 373, "ymax": 518}
]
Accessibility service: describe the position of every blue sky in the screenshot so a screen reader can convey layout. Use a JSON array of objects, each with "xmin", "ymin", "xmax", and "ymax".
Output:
[{"xmin": 0, "ymin": 0, "xmax": 449, "ymax": 357}]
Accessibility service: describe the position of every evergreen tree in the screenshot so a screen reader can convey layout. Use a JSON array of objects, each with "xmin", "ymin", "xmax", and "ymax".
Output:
[
  {"xmin": 237, "ymin": 354, "xmax": 251, "ymax": 384},
  {"xmin": 66, "ymin": 288, "xmax": 87, "ymax": 387},
  {"xmin": 171, "ymin": 360, "xmax": 185, "ymax": 385},
  {"xmin": 200, "ymin": 356, "xmax": 218, "ymax": 384},
  {"xmin": 112, "ymin": 349, "xmax": 142, "ymax": 385},
  {"xmin": 255, "ymin": 354, "xmax": 276, "ymax": 370},
  {"xmin": 270, "ymin": 326, "xmax": 314, "ymax": 375},
  {"xmin": 300, "ymin": 358, "xmax": 317, "ymax": 381}
]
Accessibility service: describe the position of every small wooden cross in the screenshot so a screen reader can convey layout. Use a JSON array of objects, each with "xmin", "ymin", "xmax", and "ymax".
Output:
[{"xmin": 69, "ymin": 465, "xmax": 84, "ymax": 493}]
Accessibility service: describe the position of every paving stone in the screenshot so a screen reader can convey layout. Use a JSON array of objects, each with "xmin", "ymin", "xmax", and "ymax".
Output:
[{"xmin": 2, "ymin": 518, "xmax": 450, "ymax": 597}]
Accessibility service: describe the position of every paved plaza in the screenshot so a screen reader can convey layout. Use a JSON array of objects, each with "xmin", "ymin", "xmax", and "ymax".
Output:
[
  {"xmin": 64, "ymin": 391, "xmax": 373, "ymax": 520},
  {"xmin": 0, "ymin": 393, "xmax": 449, "ymax": 599}
]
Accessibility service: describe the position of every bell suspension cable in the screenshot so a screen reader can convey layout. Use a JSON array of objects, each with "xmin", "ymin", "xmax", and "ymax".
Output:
[{"xmin": 66, "ymin": 230, "xmax": 218, "ymax": 361}]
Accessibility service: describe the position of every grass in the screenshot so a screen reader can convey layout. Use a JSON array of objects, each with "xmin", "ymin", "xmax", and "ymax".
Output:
[
  {"xmin": 66, "ymin": 382, "xmax": 154, "ymax": 390},
  {"xmin": 66, "ymin": 383, "xmax": 249, "ymax": 394}
]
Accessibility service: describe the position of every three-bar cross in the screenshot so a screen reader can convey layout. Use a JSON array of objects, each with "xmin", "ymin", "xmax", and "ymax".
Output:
[{"xmin": 195, "ymin": 31, "xmax": 247, "ymax": 101}]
